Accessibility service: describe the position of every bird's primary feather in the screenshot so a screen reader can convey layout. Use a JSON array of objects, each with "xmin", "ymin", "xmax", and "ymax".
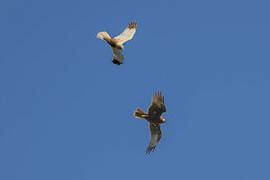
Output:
[
  {"xmin": 134, "ymin": 91, "xmax": 167, "ymax": 154},
  {"xmin": 146, "ymin": 122, "xmax": 162, "ymax": 154},
  {"xmin": 97, "ymin": 22, "xmax": 137, "ymax": 65}
]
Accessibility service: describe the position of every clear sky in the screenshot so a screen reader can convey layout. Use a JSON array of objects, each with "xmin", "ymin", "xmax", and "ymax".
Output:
[{"xmin": 1, "ymin": 0, "xmax": 270, "ymax": 179}]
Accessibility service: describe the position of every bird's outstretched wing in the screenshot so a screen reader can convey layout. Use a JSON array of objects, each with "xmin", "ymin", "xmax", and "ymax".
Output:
[
  {"xmin": 111, "ymin": 47, "xmax": 124, "ymax": 65},
  {"xmin": 146, "ymin": 123, "xmax": 162, "ymax": 154},
  {"xmin": 147, "ymin": 91, "xmax": 166, "ymax": 117},
  {"xmin": 113, "ymin": 22, "xmax": 137, "ymax": 45}
]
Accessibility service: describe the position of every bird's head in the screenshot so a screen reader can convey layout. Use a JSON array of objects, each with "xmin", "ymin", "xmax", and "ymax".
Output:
[{"xmin": 161, "ymin": 117, "xmax": 166, "ymax": 123}]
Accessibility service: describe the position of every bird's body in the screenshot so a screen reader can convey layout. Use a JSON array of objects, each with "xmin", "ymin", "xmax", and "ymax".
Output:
[
  {"xmin": 97, "ymin": 22, "xmax": 137, "ymax": 65},
  {"xmin": 101, "ymin": 35, "xmax": 124, "ymax": 50},
  {"xmin": 135, "ymin": 108, "xmax": 165, "ymax": 124},
  {"xmin": 134, "ymin": 91, "xmax": 166, "ymax": 154}
]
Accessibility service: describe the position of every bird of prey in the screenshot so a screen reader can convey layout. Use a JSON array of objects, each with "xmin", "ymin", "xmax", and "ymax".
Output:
[
  {"xmin": 97, "ymin": 22, "xmax": 137, "ymax": 65},
  {"xmin": 134, "ymin": 91, "xmax": 166, "ymax": 154}
]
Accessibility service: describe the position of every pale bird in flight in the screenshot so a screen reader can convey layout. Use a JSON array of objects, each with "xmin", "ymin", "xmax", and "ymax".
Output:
[{"xmin": 97, "ymin": 22, "xmax": 137, "ymax": 65}]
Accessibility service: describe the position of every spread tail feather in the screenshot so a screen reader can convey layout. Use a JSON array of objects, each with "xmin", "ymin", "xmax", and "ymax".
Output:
[
  {"xmin": 134, "ymin": 108, "xmax": 148, "ymax": 119},
  {"xmin": 97, "ymin": 31, "xmax": 111, "ymax": 40}
]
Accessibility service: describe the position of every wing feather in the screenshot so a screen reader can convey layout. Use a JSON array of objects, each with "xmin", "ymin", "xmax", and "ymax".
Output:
[
  {"xmin": 113, "ymin": 22, "xmax": 137, "ymax": 44},
  {"xmin": 111, "ymin": 47, "xmax": 124, "ymax": 65},
  {"xmin": 146, "ymin": 123, "xmax": 162, "ymax": 154},
  {"xmin": 147, "ymin": 91, "xmax": 166, "ymax": 116}
]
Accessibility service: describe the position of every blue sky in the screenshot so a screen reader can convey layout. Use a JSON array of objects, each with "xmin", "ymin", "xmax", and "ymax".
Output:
[{"xmin": 1, "ymin": 0, "xmax": 270, "ymax": 179}]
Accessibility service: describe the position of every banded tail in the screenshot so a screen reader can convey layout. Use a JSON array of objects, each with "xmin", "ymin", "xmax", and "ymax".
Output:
[{"xmin": 134, "ymin": 108, "xmax": 148, "ymax": 119}]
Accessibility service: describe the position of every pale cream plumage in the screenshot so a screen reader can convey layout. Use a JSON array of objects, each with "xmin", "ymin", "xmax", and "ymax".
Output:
[{"xmin": 97, "ymin": 22, "xmax": 137, "ymax": 65}]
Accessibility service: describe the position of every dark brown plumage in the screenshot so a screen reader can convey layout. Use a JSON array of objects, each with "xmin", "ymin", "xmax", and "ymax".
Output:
[{"xmin": 134, "ymin": 91, "xmax": 166, "ymax": 154}]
